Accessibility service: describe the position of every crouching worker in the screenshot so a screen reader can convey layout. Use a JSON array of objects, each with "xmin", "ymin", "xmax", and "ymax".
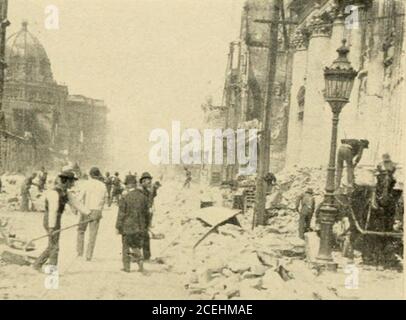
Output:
[
  {"xmin": 33, "ymin": 171, "xmax": 90, "ymax": 272},
  {"xmin": 295, "ymin": 188, "xmax": 315, "ymax": 240},
  {"xmin": 116, "ymin": 175, "xmax": 150, "ymax": 273}
]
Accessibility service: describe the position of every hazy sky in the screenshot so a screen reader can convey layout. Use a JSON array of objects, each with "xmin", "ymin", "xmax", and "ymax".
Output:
[{"xmin": 9, "ymin": 0, "xmax": 245, "ymax": 172}]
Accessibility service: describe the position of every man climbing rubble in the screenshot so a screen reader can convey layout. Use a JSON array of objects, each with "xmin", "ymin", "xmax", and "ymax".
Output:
[
  {"xmin": 336, "ymin": 139, "xmax": 369, "ymax": 189},
  {"xmin": 116, "ymin": 175, "xmax": 150, "ymax": 273},
  {"xmin": 33, "ymin": 171, "xmax": 90, "ymax": 272},
  {"xmin": 295, "ymin": 188, "xmax": 315, "ymax": 240}
]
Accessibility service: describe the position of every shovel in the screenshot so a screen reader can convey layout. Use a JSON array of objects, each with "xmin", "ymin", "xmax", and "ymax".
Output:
[{"xmin": 23, "ymin": 217, "xmax": 100, "ymax": 252}]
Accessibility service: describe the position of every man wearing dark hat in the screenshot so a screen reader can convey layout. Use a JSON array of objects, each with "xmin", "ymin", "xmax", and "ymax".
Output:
[
  {"xmin": 116, "ymin": 175, "xmax": 150, "ymax": 272},
  {"xmin": 336, "ymin": 139, "xmax": 369, "ymax": 188},
  {"xmin": 33, "ymin": 171, "xmax": 90, "ymax": 272},
  {"xmin": 295, "ymin": 188, "xmax": 316, "ymax": 240},
  {"xmin": 76, "ymin": 167, "xmax": 108, "ymax": 261}
]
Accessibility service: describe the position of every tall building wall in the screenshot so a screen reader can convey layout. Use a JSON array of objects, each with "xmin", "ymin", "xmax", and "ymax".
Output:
[{"xmin": 285, "ymin": 0, "xmax": 405, "ymax": 169}]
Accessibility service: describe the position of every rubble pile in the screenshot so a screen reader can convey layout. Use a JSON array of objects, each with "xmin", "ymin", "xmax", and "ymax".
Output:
[
  {"xmin": 276, "ymin": 167, "xmax": 326, "ymax": 209},
  {"xmin": 153, "ymin": 170, "xmax": 346, "ymax": 300}
]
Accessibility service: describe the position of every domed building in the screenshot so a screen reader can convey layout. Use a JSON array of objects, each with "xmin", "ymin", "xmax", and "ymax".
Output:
[{"xmin": 0, "ymin": 21, "xmax": 108, "ymax": 172}]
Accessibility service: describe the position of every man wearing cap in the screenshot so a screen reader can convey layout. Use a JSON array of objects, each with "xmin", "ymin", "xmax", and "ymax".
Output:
[
  {"xmin": 116, "ymin": 175, "xmax": 150, "ymax": 272},
  {"xmin": 295, "ymin": 188, "xmax": 316, "ymax": 240},
  {"xmin": 33, "ymin": 171, "xmax": 90, "ymax": 272},
  {"xmin": 76, "ymin": 167, "xmax": 108, "ymax": 261},
  {"xmin": 336, "ymin": 139, "xmax": 370, "ymax": 188}
]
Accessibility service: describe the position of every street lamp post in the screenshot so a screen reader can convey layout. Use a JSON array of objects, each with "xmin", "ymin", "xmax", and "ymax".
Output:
[{"xmin": 317, "ymin": 40, "xmax": 358, "ymax": 266}]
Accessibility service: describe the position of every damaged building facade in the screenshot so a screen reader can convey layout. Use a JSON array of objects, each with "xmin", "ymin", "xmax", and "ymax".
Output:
[
  {"xmin": 0, "ymin": 22, "xmax": 108, "ymax": 172},
  {"xmin": 285, "ymin": 0, "xmax": 405, "ymax": 170},
  {"xmin": 213, "ymin": 0, "xmax": 405, "ymax": 182},
  {"xmin": 216, "ymin": 0, "xmax": 291, "ymax": 183}
]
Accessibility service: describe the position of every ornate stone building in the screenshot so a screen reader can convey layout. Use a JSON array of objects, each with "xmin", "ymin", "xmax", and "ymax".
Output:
[
  {"xmin": 218, "ymin": 0, "xmax": 405, "ymax": 178},
  {"xmin": 285, "ymin": 0, "xmax": 405, "ymax": 169},
  {"xmin": 0, "ymin": 22, "xmax": 108, "ymax": 172}
]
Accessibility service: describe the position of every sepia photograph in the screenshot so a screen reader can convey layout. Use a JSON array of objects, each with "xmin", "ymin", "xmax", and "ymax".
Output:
[{"xmin": 0, "ymin": 0, "xmax": 404, "ymax": 302}]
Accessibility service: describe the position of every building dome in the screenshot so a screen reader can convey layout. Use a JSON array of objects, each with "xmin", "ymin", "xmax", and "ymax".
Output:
[{"xmin": 5, "ymin": 21, "xmax": 54, "ymax": 83}]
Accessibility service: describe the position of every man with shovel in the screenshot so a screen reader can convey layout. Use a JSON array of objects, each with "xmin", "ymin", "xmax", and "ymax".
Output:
[{"xmin": 33, "ymin": 171, "xmax": 90, "ymax": 272}]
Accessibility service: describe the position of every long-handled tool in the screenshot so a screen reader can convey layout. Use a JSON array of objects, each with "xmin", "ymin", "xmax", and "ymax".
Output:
[{"xmin": 23, "ymin": 217, "xmax": 101, "ymax": 251}]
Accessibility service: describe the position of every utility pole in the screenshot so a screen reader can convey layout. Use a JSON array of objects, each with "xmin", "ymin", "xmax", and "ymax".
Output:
[
  {"xmin": 253, "ymin": 0, "xmax": 280, "ymax": 227},
  {"xmin": 0, "ymin": 0, "xmax": 10, "ymax": 130}
]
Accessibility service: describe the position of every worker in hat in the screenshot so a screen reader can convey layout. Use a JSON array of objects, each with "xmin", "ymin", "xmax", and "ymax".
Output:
[
  {"xmin": 116, "ymin": 175, "xmax": 150, "ymax": 272},
  {"xmin": 33, "ymin": 171, "xmax": 90, "ymax": 272},
  {"xmin": 336, "ymin": 139, "xmax": 369, "ymax": 188},
  {"xmin": 264, "ymin": 172, "xmax": 277, "ymax": 194},
  {"xmin": 295, "ymin": 188, "xmax": 316, "ymax": 240},
  {"xmin": 76, "ymin": 167, "xmax": 108, "ymax": 261}
]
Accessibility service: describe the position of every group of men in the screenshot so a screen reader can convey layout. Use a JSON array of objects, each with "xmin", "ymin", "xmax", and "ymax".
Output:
[
  {"xmin": 295, "ymin": 138, "xmax": 399, "ymax": 240},
  {"xmin": 32, "ymin": 167, "xmax": 161, "ymax": 273}
]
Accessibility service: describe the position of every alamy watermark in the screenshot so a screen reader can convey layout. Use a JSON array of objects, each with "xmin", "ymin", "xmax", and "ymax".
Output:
[
  {"xmin": 44, "ymin": 5, "xmax": 59, "ymax": 30},
  {"xmin": 344, "ymin": 264, "xmax": 359, "ymax": 289},
  {"xmin": 44, "ymin": 265, "xmax": 59, "ymax": 290},
  {"xmin": 149, "ymin": 121, "xmax": 258, "ymax": 175}
]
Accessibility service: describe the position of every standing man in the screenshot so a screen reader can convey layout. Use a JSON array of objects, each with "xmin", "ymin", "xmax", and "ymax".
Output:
[
  {"xmin": 20, "ymin": 173, "xmax": 38, "ymax": 212},
  {"xmin": 76, "ymin": 167, "xmax": 108, "ymax": 261},
  {"xmin": 336, "ymin": 139, "xmax": 369, "ymax": 188},
  {"xmin": 264, "ymin": 172, "xmax": 277, "ymax": 194},
  {"xmin": 104, "ymin": 172, "xmax": 113, "ymax": 206},
  {"xmin": 295, "ymin": 188, "xmax": 316, "ymax": 240},
  {"xmin": 33, "ymin": 171, "xmax": 89, "ymax": 272},
  {"xmin": 38, "ymin": 167, "xmax": 48, "ymax": 192},
  {"xmin": 116, "ymin": 175, "xmax": 150, "ymax": 272},
  {"xmin": 138, "ymin": 172, "xmax": 155, "ymax": 260}
]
